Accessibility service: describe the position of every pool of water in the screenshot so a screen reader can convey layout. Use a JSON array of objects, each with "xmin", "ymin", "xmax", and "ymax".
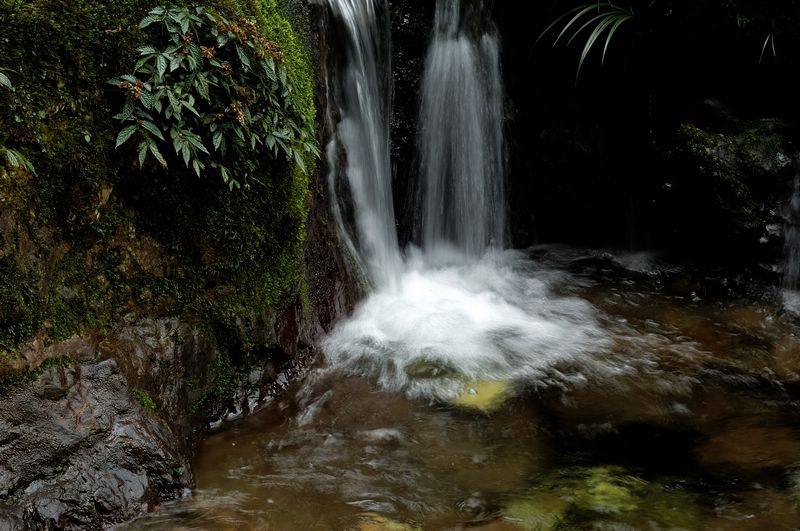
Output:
[{"xmin": 126, "ymin": 246, "xmax": 800, "ymax": 530}]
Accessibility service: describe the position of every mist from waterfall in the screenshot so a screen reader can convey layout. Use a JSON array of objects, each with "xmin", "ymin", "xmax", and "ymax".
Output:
[{"xmin": 416, "ymin": 0, "xmax": 506, "ymax": 257}]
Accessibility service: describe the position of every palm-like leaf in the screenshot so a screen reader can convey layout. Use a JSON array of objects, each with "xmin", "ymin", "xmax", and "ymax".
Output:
[{"xmin": 538, "ymin": 2, "xmax": 635, "ymax": 83}]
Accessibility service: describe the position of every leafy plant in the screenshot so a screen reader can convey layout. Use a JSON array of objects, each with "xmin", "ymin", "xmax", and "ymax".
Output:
[
  {"xmin": 0, "ymin": 70, "xmax": 11, "ymax": 91},
  {"xmin": 538, "ymin": 1, "xmax": 637, "ymax": 83},
  {"xmin": 1, "ymin": 146, "xmax": 35, "ymax": 175},
  {"xmin": 110, "ymin": 6, "xmax": 318, "ymax": 190},
  {"xmin": 759, "ymin": 31, "xmax": 776, "ymax": 63},
  {"xmin": 0, "ymin": 70, "xmax": 35, "ymax": 175}
]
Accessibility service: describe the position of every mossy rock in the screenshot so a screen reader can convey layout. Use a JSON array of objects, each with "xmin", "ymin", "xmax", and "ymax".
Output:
[
  {"xmin": 357, "ymin": 513, "xmax": 421, "ymax": 531},
  {"xmin": 504, "ymin": 466, "xmax": 703, "ymax": 530},
  {"xmin": 452, "ymin": 379, "xmax": 514, "ymax": 414},
  {"xmin": 503, "ymin": 491, "xmax": 570, "ymax": 530},
  {"xmin": 0, "ymin": 0, "xmax": 317, "ymax": 402}
]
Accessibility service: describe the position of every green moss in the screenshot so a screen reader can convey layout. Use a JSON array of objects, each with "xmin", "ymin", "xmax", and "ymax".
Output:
[
  {"xmin": 1, "ymin": 355, "xmax": 73, "ymax": 392},
  {"xmin": 503, "ymin": 466, "xmax": 703, "ymax": 530},
  {"xmin": 0, "ymin": 0, "xmax": 318, "ymax": 396},
  {"xmin": 132, "ymin": 388, "xmax": 157, "ymax": 411}
]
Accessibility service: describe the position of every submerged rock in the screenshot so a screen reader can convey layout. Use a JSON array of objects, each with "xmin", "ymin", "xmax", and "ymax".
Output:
[
  {"xmin": 358, "ymin": 512, "xmax": 421, "ymax": 531},
  {"xmin": 452, "ymin": 380, "xmax": 513, "ymax": 414},
  {"xmin": 502, "ymin": 466, "xmax": 702, "ymax": 530},
  {"xmin": 0, "ymin": 359, "xmax": 189, "ymax": 529}
]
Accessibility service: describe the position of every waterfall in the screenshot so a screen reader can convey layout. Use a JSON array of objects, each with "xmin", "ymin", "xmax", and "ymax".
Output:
[
  {"xmin": 323, "ymin": 0, "xmax": 605, "ymax": 403},
  {"xmin": 326, "ymin": 0, "xmax": 402, "ymax": 290},
  {"xmin": 416, "ymin": 0, "xmax": 506, "ymax": 257},
  {"xmin": 783, "ymin": 162, "xmax": 800, "ymax": 290}
]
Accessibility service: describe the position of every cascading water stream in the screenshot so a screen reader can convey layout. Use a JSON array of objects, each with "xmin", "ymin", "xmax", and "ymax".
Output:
[
  {"xmin": 326, "ymin": 0, "xmax": 402, "ymax": 290},
  {"xmin": 783, "ymin": 161, "xmax": 800, "ymax": 291},
  {"xmin": 416, "ymin": 0, "xmax": 506, "ymax": 257},
  {"xmin": 324, "ymin": 0, "xmax": 606, "ymax": 401}
]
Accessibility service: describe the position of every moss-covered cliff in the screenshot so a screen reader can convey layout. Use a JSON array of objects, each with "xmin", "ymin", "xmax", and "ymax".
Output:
[
  {"xmin": 0, "ymin": 0, "xmax": 355, "ymax": 527},
  {"xmin": 0, "ymin": 0, "xmax": 317, "ymax": 389}
]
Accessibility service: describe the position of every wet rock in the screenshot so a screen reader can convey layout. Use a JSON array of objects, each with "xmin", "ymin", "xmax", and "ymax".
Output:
[
  {"xmin": 661, "ymin": 117, "xmax": 795, "ymax": 264},
  {"xmin": 693, "ymin": 423, "xmax": 800, "ymax": 474},
  {"xmin": 358, "ymin": 512, "xmax": 421, "ymax": 531},
  {"xmin": 503, "ymin": 491, "xmax": 569, "ymax": 530},
  {"xmin": 771, "ymin": 335, "xmax": 800, "ymax": 383},
  {"xmin": 452, "ymin": 380, "xmax": 513, "ymax": 414},
  {"xmin": 503, "ymin": 466, "xmax": 702, "ymax": 530},
  {"xmin": 0, "ymin": 359, "xmax": 189, "ymax": 529}
]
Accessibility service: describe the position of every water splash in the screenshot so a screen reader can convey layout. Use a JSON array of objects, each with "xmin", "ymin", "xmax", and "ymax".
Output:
[
  {"xmin": 416, "ymin": 0, "xmax": 506, "ymax": 257},
  {"xmin": 323, "ymin": 250, "xmax": 610, "ymax": 401}
]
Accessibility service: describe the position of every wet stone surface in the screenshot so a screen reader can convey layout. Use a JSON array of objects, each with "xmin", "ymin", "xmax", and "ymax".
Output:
[{"xmin": 0, "ymin": 359, "xmax": 189, "ymax": 530}]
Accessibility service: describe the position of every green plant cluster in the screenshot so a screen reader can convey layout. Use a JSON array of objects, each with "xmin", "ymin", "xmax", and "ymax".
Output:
[
  {"xmin": 132, "ymin": 388, "xmax": 157, "ymax": 410},
  {"xmin": 0, "ymin": 69, "xmax": 35, "ymax": 175},
  {"xmin": 539, "ymin": 0, "xmax": 800, "ymax": 81},
  {"xmin": 0, "ymin": 0, "xmax": 317, "ymax": 415},
  {"xmin": 538, "ymin": 2, "xmax": 635, "ymax": 82},
  {"xmin": 111, "ymin": 5, "xmax": 318, "ymax": 190}
]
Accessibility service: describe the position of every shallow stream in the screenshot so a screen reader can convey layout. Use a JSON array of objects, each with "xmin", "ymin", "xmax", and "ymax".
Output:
[{"xmin": 128, "ymin": 246, "xmax": 800, "ymax": 530}]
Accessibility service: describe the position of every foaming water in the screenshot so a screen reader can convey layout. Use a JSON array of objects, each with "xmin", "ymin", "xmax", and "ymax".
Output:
[{"xmin": 323, "ymin": 249, "xmax": 610, "ymax": 400}]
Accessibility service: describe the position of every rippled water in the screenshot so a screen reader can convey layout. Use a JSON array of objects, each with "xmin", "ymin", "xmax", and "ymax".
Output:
[{"xmin": 127, "ymin": 246, "xmax": 800, "ymax": 530}]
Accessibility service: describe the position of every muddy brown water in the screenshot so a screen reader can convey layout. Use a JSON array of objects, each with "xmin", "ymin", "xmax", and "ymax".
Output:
[{"xmin": 126, "ymin": 249, "xmax": 800, "ymax": 530}]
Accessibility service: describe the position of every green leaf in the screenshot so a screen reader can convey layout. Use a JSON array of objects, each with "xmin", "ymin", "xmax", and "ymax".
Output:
[
  {"xmin": 138, "ymin": 46, "xmax": 158, "ymax": 56},
  {"xmin": 293, "ymin": 149, "xmax": 306, "ymax": 172},
  {"xmin": 189, "ymin": 43, "xmax": 202, "ymax": 65},
  {"xmin": 166, "ymin": 90, "xmax": 180, "ymax": 114},
  {"xmin": 0, "ymin": 72, "xmax": 12, "ymax": 90},
  {"xmin": 182, "ymin": 143, "xmax": 191, "ymax": 166},
  {"xmin": 195, "ymin": 73, "xmax": 210, "ymax": 100},
  {"xmin": 156, "ymin": 55, "xmax": 168, "ymax": 80},
  {"xmin": 113, "ymin": 99, "xmax": 135, "ymax": 121},
  {"xmin": 149, "ymin": 144, "xmax": 168, "ymax": 167},
  {"xmin": 139, "ymin": 90, "xmax": 156, "ymax": 110},
  {"xmin": 213, "ymin": 130, "xmax": 223, "ymax": 151},
  {"xmin": 115, "ymin": 125, "xmax": 137, "ymax": 148},
  {"xmin": 139, "ymin": 15, "xmax": 162, "ymax": 29},
  {"xmin": 236, "ymin": 44, "xmax": 251, "ymax": 68},
  {"xmin": 5, "ymin": 149, "xmax": 18, "ymax": 167},
  {"xmin": 141, "ymin": 120, "xmax": 165, "ymax": 140},
  {"xmin": 186, "ymin": 135, "xmax": 209, "ymax": 154},
  {"xmin": 170, "ymin": 53, "xmax": 184, "ymax": 72},
  {"xmin": 138, "ymin": 142, "xmax": 148, "ymax": 167},
  {"xmin": 183, "ymin": 101, "xmax": 200, "ymax": 117},
  {"xmin": 192, "ymin": 158, "xmax": 203, "ymax": 177}
]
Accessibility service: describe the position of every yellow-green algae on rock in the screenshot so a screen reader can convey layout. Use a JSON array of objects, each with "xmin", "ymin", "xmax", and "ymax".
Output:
[
  {"xmin": 452, "ymin": 379, "xmax": 514, "ymax": 413},
  {"xmin": 357, "ymin": 512, "xmax": 421, "ymax": 531},
  {"xmin": 502, "ymin": 466, "xmax": 702, "ymax": 530}
]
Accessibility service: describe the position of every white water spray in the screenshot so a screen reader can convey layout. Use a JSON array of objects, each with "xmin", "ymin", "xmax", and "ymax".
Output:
[{"xmin": 324, "ymin": 0, "xmax": 606, "ymax": 400}]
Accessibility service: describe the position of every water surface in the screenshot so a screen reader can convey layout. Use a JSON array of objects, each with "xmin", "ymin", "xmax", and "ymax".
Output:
[{"xmin": 128, "ymin": 246, "xmax": 800, "ymax": 530}]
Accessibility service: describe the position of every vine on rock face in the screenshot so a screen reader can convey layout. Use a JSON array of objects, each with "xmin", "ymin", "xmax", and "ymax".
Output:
[{"xmin": 110, "ymin": 6, "xmax": 318, "ymax": 190}]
